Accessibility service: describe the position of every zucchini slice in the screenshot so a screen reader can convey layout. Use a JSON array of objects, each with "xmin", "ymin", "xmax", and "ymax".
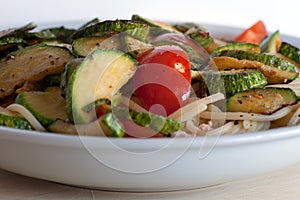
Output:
[
  {"xmin": 0, "ymin": 107, "xmax": 32, "ymax": 130},
  {"xmin": 260, "ymin": 30, "xmax": 282, "ymax": 53},
  {"xmin": 279, "ymin": 42, "xmax": 300, "ymax": 65},
  {"xmin": 60, "ymin": 58, "xmax": 83, "ymax": 97},
  {"xmin": 66, "ymin": 49, "xmax": 138, "ymax": 124},
  {"xmin": 131, "ymin": 14, "xmax": 179, "ymax": 36},
  {"xmin": 0, "ymin": 22, "xmax": 36, "ymax": 39},
  {"xmin": 100, "ymin": 112, "xmax": 125, "ymax": 137},
  {"xmin": 122, "ymin": 34, "xmax": 153, "ymax": 58},
  {"xmin": 0, "ymin": 37, "xmax": 25, "ymax": 46},
  {"xmin": 172, "ymin": 22, "xmax": 206, "ymax": 33},
  {"xmin": 211, "ymin": 56, "xmax": 298, "ymax": 84},
  {"xmin": 201, "ymin": 69, "xmax": 267, "ymax": 95},
  {"xmin": 226, "ymin": 87, "xmax": 299, "ymax": 114},
  {"xmin": 0, "ymin": 22, "xmax": 37, "ymax": 58},
  {"xmin": 15, "ymin": 89, "xmax": 68, "ymax": 127},
  {"xmin": 48, "ymin": 113, "xmax": 124, "ymax": 137},
  {"xmin": 40, "ymin": 26, "xmax": 76, "ymax": 43},
  {"xmin": 73, "ymin": 34, "xmax": 153, "ymax": 58},
  {"xmin": 211, "ymin": 43, "xmax": 261, "ymax": 55},
  {"xmin": 42, "ymin": 74, "xmax": 61, "ymax": 87},
  {"xmin": 0, "ymin": 44, "xmax": 73, "ymax": 99},
  {"xmin": 186, "ymin": 28, "xmax": 214, "ymax": 48},
  {"xmin": 72, "ymin": 35, "xmax": 122, "ymax": 57},
  {"xmin": 212, "ymin": 50, "xmax": 296, "ymax": 72},
  {"xmin": 113, "ymin": 107, "xmax": 184, "ymax": 136},
  {"xmin": 72, "ymin": 20, "xmax": 150, "ymax": 42},
  {"xmin": 78, "ymin": 18, "xmax": 101, "ymax": 30}
]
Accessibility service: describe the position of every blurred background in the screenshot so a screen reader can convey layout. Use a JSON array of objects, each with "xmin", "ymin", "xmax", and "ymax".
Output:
[{"xmin": 1, "ymin": 0, "xmax": 299, "ymax": 37}]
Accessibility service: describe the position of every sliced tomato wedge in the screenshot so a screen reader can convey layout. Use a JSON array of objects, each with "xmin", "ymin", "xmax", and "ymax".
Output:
[{"xmin": 234, "ymin": 20, "xmax": 268, "ymax": 45}]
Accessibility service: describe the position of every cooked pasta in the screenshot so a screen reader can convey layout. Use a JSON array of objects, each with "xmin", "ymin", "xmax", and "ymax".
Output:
[{"xmin": 7, "ymin": 104, "xmax": 47, "ymax": 132}]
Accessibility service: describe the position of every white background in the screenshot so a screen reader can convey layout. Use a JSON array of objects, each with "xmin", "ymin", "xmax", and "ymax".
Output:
[{"xmin": 0, "ymin": 0, "xmax": 299, "ymax": 37}]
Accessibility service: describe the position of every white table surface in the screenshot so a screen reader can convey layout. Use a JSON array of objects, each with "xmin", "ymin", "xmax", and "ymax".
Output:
[
  {"xmin": 2, "ymin": 162, "xmax": 300, "ymax": 200},
  {"xmin": 1, "ymin": 0, "xmax": 300, "ymax": 199}
]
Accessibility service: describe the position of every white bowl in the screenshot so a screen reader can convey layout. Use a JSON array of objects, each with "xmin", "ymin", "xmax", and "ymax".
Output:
[{"xmin": 1, "ymin": 23, "xmax": 300, "ymax": 192}]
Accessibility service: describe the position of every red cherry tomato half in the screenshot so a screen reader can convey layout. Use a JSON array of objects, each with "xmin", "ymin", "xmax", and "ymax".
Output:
[{"xmin": 132, "ymin": 45, "xmax": 191, "ymax": 116}]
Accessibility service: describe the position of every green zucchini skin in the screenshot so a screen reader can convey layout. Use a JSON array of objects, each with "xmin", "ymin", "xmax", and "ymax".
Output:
[
  {"xmin": 100, "ymin": 112, "xmax": 125, "ymax": 137},
  {"xmin": 82, "ymin": 98, "xmax": 111, "ymax": 113},
  {"xmin": 279, "ymin": 42, "xmax": 300, "ymax": 65},
  {"xmin": 0, "ymin": 37, "xmax": 25, "ymax": 46},
  {"xmin": 211, "ymin": 56, "xmax": 299, "ymax": 84},
  {"xmin": 0, "ymin": 109, "xmax": 32, "ymax": 130},
  {"xmin": 122, "ymin": 34, "xmax": 153, "ymax": 58},
  {"xmin": 60, "ymin": 58, "xmax": 83, "ymax": 97},
  {"xmin": 186, "ymin": 29, "xmax": 214, "ymax": 48},
  {"xmin": 211, "ymin": 43, "xmax": 261, "ymax": 55},
  {"xmin": 226, "ymin": 87, "xmax": 299, "ymax": 114},
  {"xmin": 72, "ymin": 20, "xmax": 150, "ymax": 42},
  {"xmin": 0, "ymin": 22, "xmax": 37, "ymax": 58},
  {"xmin": 260, "ymin": 30, "xmax": 282, "ymax": 53},
  {"xmin": 113, "ymin": 107, "xmax": 184, "ymax": 136},
  {"xmin": 0, "ymin": 22, "xmax": 36, "ymax": 39},
  {"xmin": 201, "ymin": 69, "xmax": 267, "ymax": 95},
  {"xmin": 42, "ymin": 74, "xmax": 61, "ymax": 87},
  {"xmin": 131, "ymin": 14, "xmax": 178, "ymax": 36},
  {"xmin": 15, "ymin": 89, "xmax": 68, "ymax": 127},
  {"xmin": 78, "ymin": 18, "xmax": 101, "ymax": 30},
  {"xmin": 172, "ymin": 22, "xmax": 206, "ymax": 33},
  {"xmin": 41, "ymin": 26, "xmax": 76, "ymax": 43},
  {"xmin": 213, "ymin": 50, "xmax": 296, "ymax": 72}
]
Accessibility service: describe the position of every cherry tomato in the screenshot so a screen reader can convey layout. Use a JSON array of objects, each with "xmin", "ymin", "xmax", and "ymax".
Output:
[{"xmin": 132, "ymin": 45, "xmax": 191, "ymax": 116}]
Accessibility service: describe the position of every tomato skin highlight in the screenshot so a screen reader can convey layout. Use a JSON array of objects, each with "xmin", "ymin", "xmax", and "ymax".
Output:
[{"xmin": 132, "ymin": 45, "xmax": 191, "ymax": 116}]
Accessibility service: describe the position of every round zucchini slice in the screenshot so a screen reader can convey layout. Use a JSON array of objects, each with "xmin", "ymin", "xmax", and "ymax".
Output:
[{"xmin": 66, "ymin": 49, "xmax": 138, "ymax": 124}]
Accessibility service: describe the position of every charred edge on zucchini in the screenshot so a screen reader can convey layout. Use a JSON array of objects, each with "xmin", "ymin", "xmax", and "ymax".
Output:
[
  {"xmin": 212, "ymin": 50, "xmax": 296, "ymax": 72},
  {"xmin": 226, "ymin": 87, "xmax": 299, "ymax": 114}
]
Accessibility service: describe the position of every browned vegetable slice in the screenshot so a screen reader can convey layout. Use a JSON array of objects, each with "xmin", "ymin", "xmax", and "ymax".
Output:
[
  {"xmin": 0, "ymin": 44, "xmax": 72, "ymax": 99},
  {"xmin": 226, "ymin": 87, "xmax": 298, "ymax": 114},
  {"xmin": 211, "ymin": 56, "xmax": 298, "ymax": 84}
]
